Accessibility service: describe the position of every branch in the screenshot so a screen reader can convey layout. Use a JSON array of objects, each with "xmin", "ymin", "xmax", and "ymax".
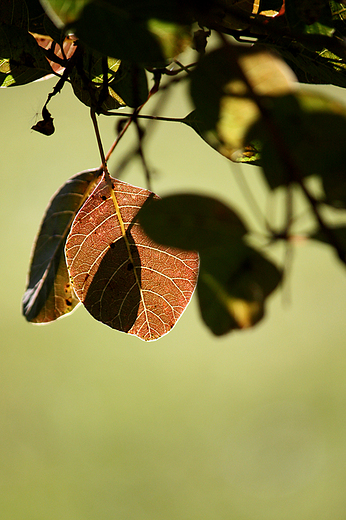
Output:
[
  {"xmin": 208, "ymin": 2, "xmax": 346, "ymax": 60},
  {"xmin": 105, "ymin": 112, "xmax": 184, "ymax": 123}
]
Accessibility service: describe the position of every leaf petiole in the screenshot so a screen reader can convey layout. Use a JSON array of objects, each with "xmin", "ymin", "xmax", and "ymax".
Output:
[{"xmin": 90, "ymin": 109, "xmax": 126, "ymax": 236}]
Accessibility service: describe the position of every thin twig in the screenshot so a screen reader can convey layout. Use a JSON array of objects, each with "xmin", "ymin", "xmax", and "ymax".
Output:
[
  {"xmin": 133, "ymin": 118, "xmax": 152, "ymax": 191},
  {"xmin": 104, "ymin": 72, "xmax": 161, "ymax": 163},
  {"xmin": 104, "ymin": 112, "xmax": 185, "ymax": 123},
  {"xmin": 90, "ymin": 109, "xmax": 110, "ymax": 180},
  {"xmin": 230, "ymin": 164, "xmax": 270, "ymax": 233}
]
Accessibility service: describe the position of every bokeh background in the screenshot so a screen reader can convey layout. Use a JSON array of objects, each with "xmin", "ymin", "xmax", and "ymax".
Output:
[{"xmin": 1, "ymin": 59, "xmax": 346, "ymax": 520}]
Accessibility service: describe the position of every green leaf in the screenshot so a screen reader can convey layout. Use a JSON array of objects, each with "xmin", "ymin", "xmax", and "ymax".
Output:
[
  {"xmin": 330, "ymin": 1, "xmax": 346, "ymax": 21},
  {"xmin": 188, "ymin": 46, "xmax": 296, "ymax": 163},
  {"xmin": 108, "ymin": 62, "xmax": 148, "ymax": 108},
  {"xmin": 138, "ymin": 194, "xmax": 247, "ymax": 252},
  {"xmin": 0, "ymin": 23, "xmax": 52, "ymax": 86},
  {"xmin": 23, "ymin": 168, "xmax": 102, "ymax": 323},
  {"xmin": 246, "ymin": 91, "xmax": 346, "ymax": 190},
  {"xmin": 70, "ymin": 48, "xmax": 126, "ymax": 111},
  {"xmin": 39, "ymin": 0, "xmax": 91, "ymax": 27},
  {"xmin": 266, "ymin": 0, "xmax": 346, "ymax": 88},
  {"xmin": 285, "ymin": 0, "xmax": 334, "ymax": 33},
  {"xmin": 197, "ymin": 244, "xmax": 282, "ymax": 336},
  {"xmin": 273, "ymin": 41, "xmax": 346, "ymax": 88},
  {"xmin": 70, "ymin": 49, "xmax": 148, "ymax": 111},
  {"xmin": 42, "ymin": 0, "xmax": 192, "ymax": 63},
  {"xmin": 182, "ymin": 110, "xmax": 262, "ymax": 165}
]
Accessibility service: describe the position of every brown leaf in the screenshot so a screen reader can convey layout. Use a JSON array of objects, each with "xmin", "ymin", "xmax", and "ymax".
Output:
[{"xmin": 65, "ymin": 177, "xmax": 199, "ymax": 341}]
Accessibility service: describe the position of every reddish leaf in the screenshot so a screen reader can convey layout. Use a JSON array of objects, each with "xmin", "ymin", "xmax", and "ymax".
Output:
[
  {"xmin": 65, "ymin": 177, "xmax": 199, "ymax": 341},
  {"xmin": 35, "ymin": 35, "xmax": 77, "ymax": 76}
]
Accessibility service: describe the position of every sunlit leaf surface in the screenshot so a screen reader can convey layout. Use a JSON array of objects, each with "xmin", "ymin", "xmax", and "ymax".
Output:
[
  {"xmin": 188, "ymin": 46, "xmax": 296, "ymax": 163},
  {"xmin": 23, "ymin": 168, "xmax": 102, "ymax": 323},
  {"xmin": 65, "ymin": 177, "xmax": 199, "ymax": 341}
]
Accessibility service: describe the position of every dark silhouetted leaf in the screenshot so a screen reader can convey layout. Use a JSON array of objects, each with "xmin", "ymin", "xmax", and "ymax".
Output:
[
  {"xmin": 138, "ymin": 193, "xmax": 247, "ymax": 251},
  {"xmin": 0, "ymin": 0, "xmax": 29, "ymax": 29},
  {"xmin": 31, "ymin": 105, "xmax": 55, "ymax": 135},
  {"xmin": 0, "ymin": 23, "xmax": 52, "ymax": 86},
  {"xmin": 70, "ymin": 50, "xmax": 126, "ymax": 111},
  {"xmin": 285, "ymin": 0, "xmax": 333, "ymax": 33},
  {"xmin": 266, "ymin": 0, "xmax": 346, "ymax": 88},
  {"xmin": 197, "ymin": 244, "xmax": 282, "ymax": 336},
  {"xmin": 43, "ymin": 0, "xmax": 192, "ymax": 63},
  {"xmin": 137, "ymin": 193, "xmax": 280, "ymax": 336},
  {"xmin": 273, "ymin": 42, "xmax": 346, "ymax": 89},
  {"xmin": 247, "ymin": 91, "xmax": 346, "ymax": 190},
  {"xmin": 23, "ymin": 168, "xmax": 102, "ymax": 323},
  {"xmin": 65, "ymin": 177, "xmax": 199, "ymax": 341},
  {"xmin": 108, "ymin": 62, "xmax": 148, "ymax": 108},
  {"xmin": 311, "ymin": 225, "xmax": 346, "ymax": 262},
  {"xmin": 70, "ymin": 50, "xmax": 148, "ymax": 111},
  {"xmin": 188, "ymin": 46, "xmax": 296, "ymax": 163},
  {"xmin": 322, "ymin": 169, "xmax": 346, "ymax": 209}
]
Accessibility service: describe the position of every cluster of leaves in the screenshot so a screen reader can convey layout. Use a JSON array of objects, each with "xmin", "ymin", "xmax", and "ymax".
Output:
[{"xmin": 3, "ymin": 0, "xmax": 346, "ymax": 340}]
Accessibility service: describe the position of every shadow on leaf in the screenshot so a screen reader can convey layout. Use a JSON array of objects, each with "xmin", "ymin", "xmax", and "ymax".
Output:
[{"xmin": 83, "ymin": 231, "xmax": 142, "ymax": 333}]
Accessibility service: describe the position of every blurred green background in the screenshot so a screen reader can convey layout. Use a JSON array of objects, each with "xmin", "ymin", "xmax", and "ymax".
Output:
[{"xmin": 1, "ymin": 69, "xmax": 346, "ymax": 520}]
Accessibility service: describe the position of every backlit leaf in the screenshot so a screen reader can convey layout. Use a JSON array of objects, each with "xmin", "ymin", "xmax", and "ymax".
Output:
[
  {"xmin": 138, "ymin": 193, "xmax": 248, "ymax": 251},
  {"xmin": 182, "ymin": 110, "xmax": 262, "ymax": 165},
  {"xmin": 34, "ymin": 34, "xmax": 77, "ymax": 76},
  {"xmin": 330, "ymin": 1, "xmax": 346, "ymax": 21},
  {"xmin": 65, "ymin": 177, "xmax": 199, "ymax": 341},
  {"xmin": 272, "ymin": 41, "xmax": 346, "ymax": 88},
  {"xmin": 267, "ymin": 0, "xmax": 346, "ymax": 88},
  {"xmin": 246, "ymin": 91, "xmax": 346, "ymax": 190},
  {"xmin": 197, "ymin": 244, "xmax": 282, "ymax": 336},
  {"xmin": 70, "ymin": 52, "xmax": 148, "ymax": 110},
  {"xmin": 23, "ymin": 168, "xmax": 102, "ymax": 323},
  {"xmin": 188, "ymin": 46, "xmax": 296, "ymax": 163}
]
